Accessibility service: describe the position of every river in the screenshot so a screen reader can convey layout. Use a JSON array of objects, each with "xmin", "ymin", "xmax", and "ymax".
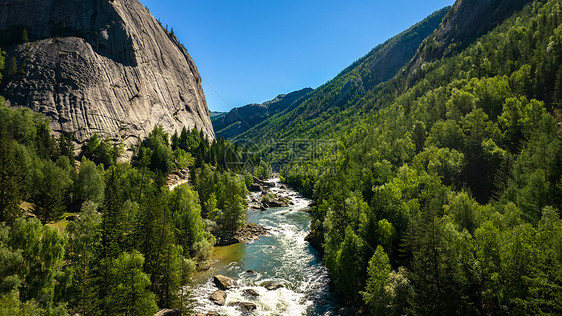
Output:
[{"xmin": 187, "ymin": 178, "xmax": 340, "ymax": 315}]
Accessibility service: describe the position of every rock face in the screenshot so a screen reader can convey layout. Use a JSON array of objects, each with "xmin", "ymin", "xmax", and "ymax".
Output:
[
  {"xmin": 408, "ymin": 0, "xmax": 532, "ymax": 74},
  {"xmin": 0, "ymin": 0, "xmax": 214, "ymax": 148}
]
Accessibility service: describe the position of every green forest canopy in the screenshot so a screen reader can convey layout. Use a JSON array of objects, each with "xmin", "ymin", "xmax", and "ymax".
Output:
[{"xmin": 270, "ymin": 0, "xmax": 562, "ymax": 314}]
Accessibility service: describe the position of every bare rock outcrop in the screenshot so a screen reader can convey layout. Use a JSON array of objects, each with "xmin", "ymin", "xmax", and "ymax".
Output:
[
  {"xmin": 408, "ymin": 0, "xmax": 532, "ymax": 75},
  {"xmin": 0, "ymin": 0, "xmax": 214, "ymax": 149}
]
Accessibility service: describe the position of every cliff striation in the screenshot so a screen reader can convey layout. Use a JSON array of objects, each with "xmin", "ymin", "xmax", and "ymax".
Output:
[{"xmin": 0, "ymin": 0, "xmax": 214, "ymax": 148}]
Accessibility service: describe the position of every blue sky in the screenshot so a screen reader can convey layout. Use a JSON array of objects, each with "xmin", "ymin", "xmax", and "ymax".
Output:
[{"xmin": 140, "ymin": 0, "xmax": 455, "ymax": 112}]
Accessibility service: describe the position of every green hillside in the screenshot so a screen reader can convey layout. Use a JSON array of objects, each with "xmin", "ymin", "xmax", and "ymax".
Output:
[
  {"xmin": 212, "ymin": 88, "xmax": 313, "ymax": 139},
  {"xmin": 258, "ymin": 0, "xmax": 562, "ymax": 314},
  {"xmin": 238, "ymin": 7, "xmax": 450, "ymax": 141}
]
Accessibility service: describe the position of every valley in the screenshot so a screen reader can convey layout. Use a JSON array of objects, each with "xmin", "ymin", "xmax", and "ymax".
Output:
[
  {"xmin": 0, "ymin": 0, "xmax": 561, "ymax": 315},
  {"xmin": 189, "ymin": 178, "xmax": 341, "ymax": 315}
]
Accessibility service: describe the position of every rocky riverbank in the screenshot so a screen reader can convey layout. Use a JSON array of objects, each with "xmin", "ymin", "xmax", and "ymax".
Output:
[
  {"xmin": 247, "ymin": 177, "xmax": 312, "ymax": 212},
  {"xmin": 215, "ymin": 223, "xmax": 269, "ymax": 246},
  {"xmin": 187, "ymin": 177, "xmax": 339, "ymax": 315}
]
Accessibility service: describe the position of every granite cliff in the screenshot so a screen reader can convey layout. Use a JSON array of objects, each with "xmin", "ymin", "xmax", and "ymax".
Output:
[{"xmin": 0, "ymin": 0, "xmax": 214, "ymax": 148}]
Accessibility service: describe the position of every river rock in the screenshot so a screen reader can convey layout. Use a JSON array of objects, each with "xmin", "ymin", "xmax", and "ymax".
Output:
[
  {"xmin": 242, "ymin": 288, "xmax": 260, "ymax": 297},
  {"xmin": 209, "ymin": 290, "xmax": 226, "ymax": 306},
  {"xmin": 305, "ymin": 229, "xmax": 323, "ymax": 253},
  {"xmin": 262, "ymin": 282, "xmax": 284, "ymax": 291},
  {"xmin": 227, "ymin": 302, "xmax": 257, "ymax": 312},
  {"xmin": 253, "ymin": 177, "xmax": 274, "ymax": 187},
  {"xmin": 244, "ymin": 269, "xmax": 257, "ymax": 275},
  {"xmin": 213, "ymin": 275, "xmax": 235, "ymax": 290},
  {"xmin": 215, "ymin": 237, "xmax": 243, "ymax": 247},
  {"xmin": 231, "ymin": 223, "xmax": 269, "ymax": 243},
  {"xmin": 249, "ymin": 183, "xmax": 263, "ymax": 192},
  {"xmin": 265, "ymin": 199, "xmax": 289, "ymax": 208}
]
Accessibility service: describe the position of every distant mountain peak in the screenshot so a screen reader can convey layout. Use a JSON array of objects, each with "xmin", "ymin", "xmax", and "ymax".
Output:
[{"xmin": 212, "ymin": 88, "xmax": 313, "ymax": 139}]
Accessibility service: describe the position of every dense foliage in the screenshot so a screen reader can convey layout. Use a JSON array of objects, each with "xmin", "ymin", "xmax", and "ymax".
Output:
[
  {"xmin": 0, "ymin": 79, "xmax": 259, "ymax": 314},
  {"xmin": 2, "ymin": 0, "xmax": 562, "ymax": 314},
  {"xmin": 267, "ymin": 0, "xmax": 562, "ymax": 314}
]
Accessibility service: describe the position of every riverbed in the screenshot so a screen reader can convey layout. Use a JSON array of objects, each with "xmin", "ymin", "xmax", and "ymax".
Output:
[{"xmin": 187, "ymin": 178, "xmax": 340, "ymax": 315}]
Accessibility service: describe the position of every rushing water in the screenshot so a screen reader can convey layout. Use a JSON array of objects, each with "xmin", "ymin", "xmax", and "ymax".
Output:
[{"xmin": 188, "ymin": 178, "xmax": 340, "ymax": 315}]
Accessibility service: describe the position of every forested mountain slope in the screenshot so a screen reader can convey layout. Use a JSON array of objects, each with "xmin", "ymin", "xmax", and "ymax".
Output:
[
  {"xmin": 238, "ymin": 7, "xmax": 450, "ymax": 141},
  {"xmin": 276, "ymin": 0, "xmax": 562, "ymax": 314},
  {"xmin": 0, "ymin": 98, "xmax": 259, "ymax": 314},
  {"xmin": 407, "ymin": 0, "xmax": 532, "ymax": 74},
  {"xmin": 212, "ymin": 88, "xmax": 312, "ymax": 139}
]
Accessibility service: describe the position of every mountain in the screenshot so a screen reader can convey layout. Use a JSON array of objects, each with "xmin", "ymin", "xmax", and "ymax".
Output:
[
  {"xmin": 239, "ymin": 0, "xmax": 538, "ymax": 143},
  {"xmin": 407, "ymin": 0, "xmax": 532, "ymax": 76},
  {"xmin": 236, "ymin": 7, "xmax": 450, "ymax": 141},
  {"xmin": 209, "ymin": 111, "xmax": 226, "ymax": 119},
  {"xmin": 212, "ymin": 88, "xmax": 313, "ymax": 139},
  {"xmin": 269, "ymin": 0, "xmax": 562, "ymax": 312},
  {"xmin": 0, "ymin": 0, "xmax": 214, "ymax": 147}
]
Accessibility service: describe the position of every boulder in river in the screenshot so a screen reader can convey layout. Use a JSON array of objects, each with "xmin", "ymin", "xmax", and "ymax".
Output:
[
  {"xmin": 209, "ymin": 290, "xmax": 226, "ymax": 306},
  {"xmin": 228, "ymin": 301, "xmax": 257, "ymax": 312},
  {"xmin": 305, "ymin": 229, "xmax": 323, "ymax": 253},
  {"xmin": 262, "ymin": 281, "xmax": 284, "ymax": 290},
  {"xmin": 242, "ymin": 288, "xmax": 260, "ymax": 297},
  {"xmin": 264, "ymin": 200, "xmax": 288, "ymax": 208},
  {"xmin": 234, "ymin": 223, "xmax": 269, "ymax": 242},
  {"xmin": 213, "ymin": 275, "xmax": 235, "ymax": 290},
  {"xmin": 249, "ymin": 183, "xmax": 263, "ymax": 192},
  {"xmin": 253, "ymin": 176, "xmax": 275, "ymax": 187}
]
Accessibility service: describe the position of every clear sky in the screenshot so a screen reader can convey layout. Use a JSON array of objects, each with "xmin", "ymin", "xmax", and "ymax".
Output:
[{"xmin": 140, "ymin": 0, "xmax": 455, "ymax": 112}]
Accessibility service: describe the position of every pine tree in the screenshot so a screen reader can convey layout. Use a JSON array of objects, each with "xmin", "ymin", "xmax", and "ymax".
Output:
[
  {"xmin": 0, "ymin": 135, "xmax": 21, "ymax": 222},
  {"xmin": 103, "ymin": 251, "xmax": 158, "ymax": 316},
  {"xmin": 21, "ymin": 28, "xmax": 29, "ymax": 43},
  {"xmin": 6, "ymin": 57, "xmax": 17, "ymax": 77},
  {"xmin": 65, "ymin": 202, "xmax": 102, "ymax": 315},
  {"xmin": 361, "ymin": 246, "xmax": 392, "ymax": 315}
]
